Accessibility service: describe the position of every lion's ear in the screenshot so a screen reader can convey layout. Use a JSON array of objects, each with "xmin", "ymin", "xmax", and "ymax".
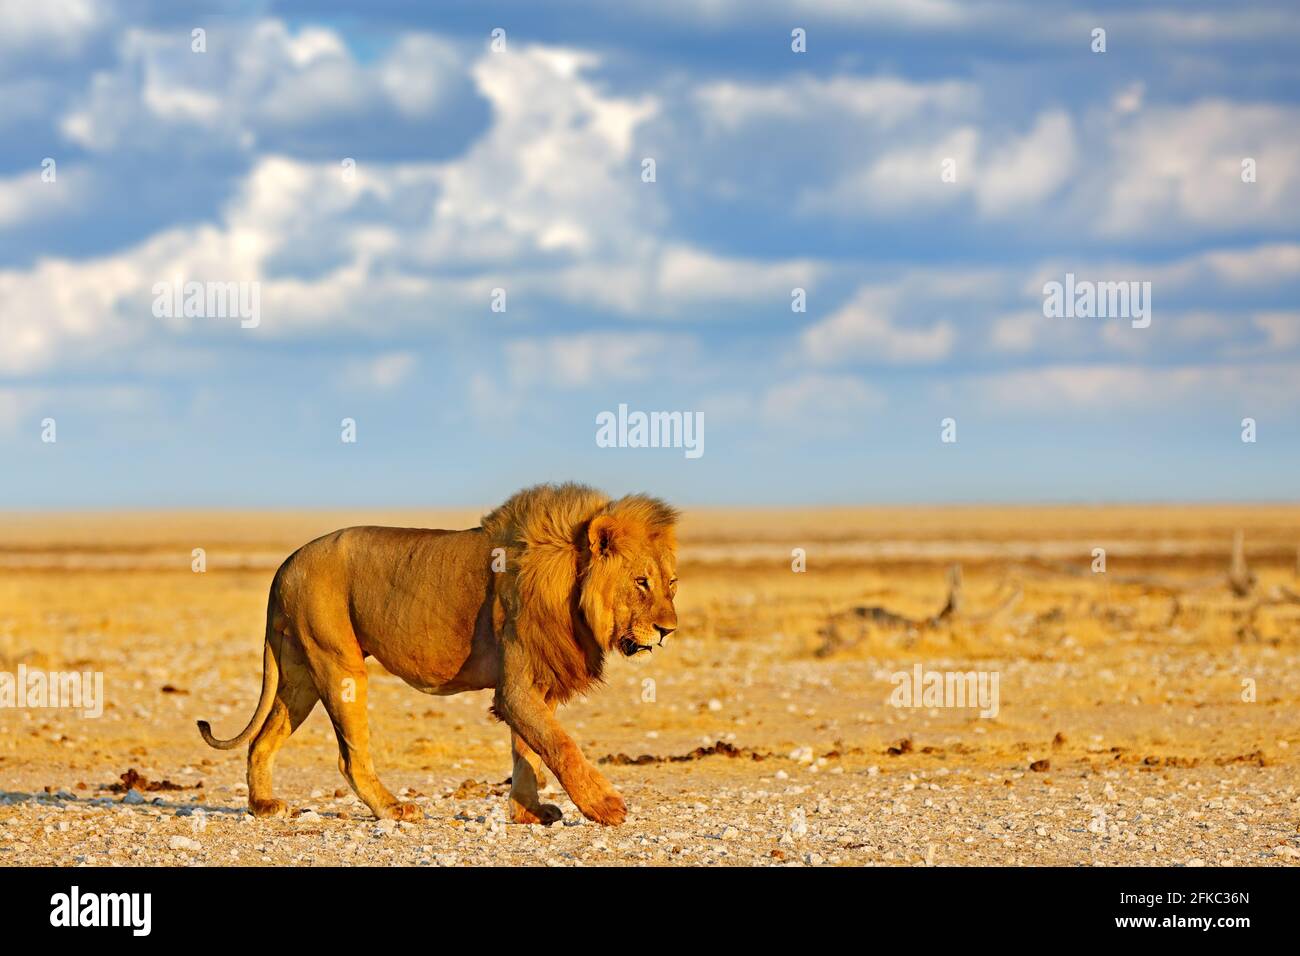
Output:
[{"xmin": 587, "ymin": 514, "xmax": 619, "ymax": 558}]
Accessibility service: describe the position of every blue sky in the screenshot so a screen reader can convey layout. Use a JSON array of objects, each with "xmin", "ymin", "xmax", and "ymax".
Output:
[{"xmin": 2, "ymin": 0, "xmax": 1298, "ymax": 507}]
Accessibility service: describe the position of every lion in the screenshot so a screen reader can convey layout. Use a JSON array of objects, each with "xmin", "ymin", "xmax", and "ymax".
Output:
[{"xmin": 196, "ymin": 482, "xmax": 678, "ymax": 826}]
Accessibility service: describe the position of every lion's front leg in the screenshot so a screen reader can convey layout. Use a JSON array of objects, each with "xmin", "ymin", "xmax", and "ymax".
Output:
[
  {"xmin": 508, "ymin": 728, "xmax": 562, "ymax": 825},
  {"xmin": 497, "ymin": 680, "xmax": 626, "ymax": 826}
]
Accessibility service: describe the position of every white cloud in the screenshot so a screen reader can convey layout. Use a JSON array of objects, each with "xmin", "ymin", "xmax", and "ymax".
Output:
[
  {"xmin": 802, "ymin": 286, "xmax": 956, "ymax": 364},
  {"xmin": 1098, "ymin": 100, "xmax": 1300, "ymax": 236},
  {"xmin": 379, "ymin": 34, "xmax": 462, "ymax": 117},
  {"xmin": 344, "ymin": 352, "xmax": 418, "ymax": 390},
  {"xmin": 0, "ymin": 0, "xmax": 105, "ymax": 60},
  {"xmin": 3, "ymin": 39, "xmax": 827, "ymax": 376},
  {"xmin": 618, "ymin": 0, "xmax": 970, "ymax": 28},
  {"xmin": 988, "ymin": 310, "xmax": 1047, "ymax": 353},
  {"xmin": 990, "ymin": 306, "xmax": 1243, "ymax": 361},
  {"xmin": 695, "ymin": 74, "xmax": 976, "ymax": 132},
  {"xmin": 59, "ymin": 21, "xmax": 468, "ymax": 152},
  {"xmin": 1198, "ymin": 243, "xmax": 1300, "ymax": 286},
  {"xmin": 571, "ymin": 0, "xmax": 1300, "ymax": 45},
  {"xmin": 0, "ymin": 164, "xmax": 99, "ymax": 229},
  {"xmin": 760, "ymin": 373, "xmax": 884, "ymax": 427},
  {"xmin": 973, "ymin": 362, "xmax": 1300, "ymax": 411},
  {"xmin": 409, "ymin": 46, "xmax": 659, "ymax": 267},
  {"xmin": 803, "ymin": 127, "xmax": 977, "ymax": 216},
  {"xmin": 1168, "ymin": 312, "xmax": 1236, "ymax": 344},
  {"xmin": 0, "ymin": 155, "xmax": 463, "ymax": 373},
  {"xmin": 1252, "ymin": 312, "xmax": 1300, "ymax": 351},
  {"xmin": 801, "ymin": 109, "xmax": 1074, "ymax": 219},
  {"xmin": 744, "ymin": 77, "xmax": 1297, "ymax": 239},
  {"xmin": 974, "ymin": 110, "xmax": 1075, "ymax": 215},
  {"xmin": 1093, "ymin": 9, "xmax": 1300, "ymax": 43},
  {"xmin": 504, "ymin": 332, "xmax": 691, "ymax": 389},
  {"xmin": 1022, "ymin": 243, "xmax": 1300, "ymax": 306},
  {"xmin": 801, "ymin": 245, "xmax": 1300, "ymax": 373},
  {"xmin": 0, "ymin": 242, "xmax": 153, "ymax": 374},
  {"xmin": 1112, "ymin": 82, "xmax": 1144, "ymax": 115},
  {"xmin": 657, "ymin": 245, "xmax": 819, "ymax": 304}
]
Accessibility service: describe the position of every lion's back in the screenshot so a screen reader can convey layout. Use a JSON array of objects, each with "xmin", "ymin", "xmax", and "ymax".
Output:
[{"xmin": 272, "ymin": 525, "xmax": 484, "ymax": 613}]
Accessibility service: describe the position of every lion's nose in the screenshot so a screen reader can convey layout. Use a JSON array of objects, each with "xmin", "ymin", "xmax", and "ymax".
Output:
[{"xmin": 654, "ymin": 624, "xmax": 675, "ymax": 639}]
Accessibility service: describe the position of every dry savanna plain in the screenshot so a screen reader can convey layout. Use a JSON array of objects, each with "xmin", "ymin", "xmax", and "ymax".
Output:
[{"xmin": 2, "ymin": 505, "xmax": 1299, "ymax": 867}]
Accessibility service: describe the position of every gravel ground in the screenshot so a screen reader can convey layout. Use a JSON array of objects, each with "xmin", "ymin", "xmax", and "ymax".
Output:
[{"xmin": 3, "ymin": 758, "xmax": 1299, "ymax": 867}]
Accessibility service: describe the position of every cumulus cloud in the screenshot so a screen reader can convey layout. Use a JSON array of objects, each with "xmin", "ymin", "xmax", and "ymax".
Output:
[
  {"xmin": 504, "ymin": 332, "xmax": 692, "ymax": 389},
  {"xmin": 695, "ymin": 74, "xmax": 976, "ymax": 133},
  {"xmin": 1022, "ymin": 243, "xmax": 1300, "ymax": 305},
  {"xmin": 974, "ymin": 110, "xmax": 1076, "ymax": 215},
  {"xmin": 0, "ymin": 156, "xmax": 462, "ymax": 374},
  {"xmin": 0, "ymin": 164, "xmax": 100, "ymax": 229},
  {"xmin": 802, "ymin": 282, "xmax": 969, "ymax": 365},
  {"xmin": 1, "ymin": 40, "xmax": 822, "ymax": 376},
  {"xmin": 59, "ymin": 21, "xmax": 471, "ymax": 154},
  {"xmin": 760, "ymin": 373, "xmax": 885, "ymax": 427},
  {"xmin": 988, "ymin": 310, "xmax": 1048, "ymax": 354},
  {"xmin": 798, "ymin": 243, "xmax": 1300, "ymax": 375},
  {"xmin": 613, "ymin": 0, "xmax": 971, "ymax": 28},
  {"xmin": 1251, "ymin": 312, "xmax": 1300, "ymax": 351},
  {"xmin": 402, "ymin": 45, "xmax": 660, "ymax": 269},
  {"xmin": 343, "ymin": 352, "xmax": 418, "ymax": 390},
  {"xmin": 1097, "ymin": 100, "xmax": 1300, "ymax": 236},
  {"xmin": 799, "ymin": 109, "xmax": 1075, "ymax": 219},
  {"xmin": 0, "ymin": 0, "xmax": 106, "ymax": 61},
  {"xmin": 804, "ymin": 289, "xmax": 955, "ymax": 364},
  {"xmin": 693, "ymin": 63, "xmax": 1295, "ymax": 241},
  {"xmin": 5, "ymin": 4, "xmax": 1300, "ymax": 497},
  {"xmin": 971, "ymin": 361, "xmax": 1300, "ymax": 412},
  {"xmin": 802, "ymin": 127, "xmax": 977, "ymax": 216}
]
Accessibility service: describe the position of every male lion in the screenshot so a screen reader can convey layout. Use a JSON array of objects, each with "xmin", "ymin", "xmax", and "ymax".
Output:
[{"xmin": 197, "ymin": 482, "xmax": 678, "ymax": 826}]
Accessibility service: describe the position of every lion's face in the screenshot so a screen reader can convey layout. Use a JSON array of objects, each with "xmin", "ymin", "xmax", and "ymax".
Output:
[{"xmin": 580, "ymin": 513, "xmax": 678, "ymax": 657}]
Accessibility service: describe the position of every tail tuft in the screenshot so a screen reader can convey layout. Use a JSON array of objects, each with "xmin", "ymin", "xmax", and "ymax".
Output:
[{"xmin": 196, "ymin": 719, "xmax": 222, "ymax": 748}]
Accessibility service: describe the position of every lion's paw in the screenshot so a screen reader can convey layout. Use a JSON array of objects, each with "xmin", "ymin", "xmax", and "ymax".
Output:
[
  {"xmin": 249, "ymin": 798, "xmax": 289, "ymax": 819},
  {"xmin": 579, "ymin": 789, "xmax": 627, "ymax": 826},
  {"xmin": 509, "ymin": 798, "xmax": 563, "ymax": 825},
  {"xmin": 380, "ymin": 801, "xmax": 425, "ymax": 822}
]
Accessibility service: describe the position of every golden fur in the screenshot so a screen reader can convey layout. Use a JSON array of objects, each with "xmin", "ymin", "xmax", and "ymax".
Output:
[
  {"xmin": 483, "ymin": 482, "xmax": 678, "ymax": 702},
  {"xmin": 197, "ymin": 482, "xmax": 679, "ymax": 826}
]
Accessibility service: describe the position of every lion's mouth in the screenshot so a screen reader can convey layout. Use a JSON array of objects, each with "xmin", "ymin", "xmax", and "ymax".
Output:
[{"xmin": 617, "ymin": 634, "xmax": 655, "ymax": 656}]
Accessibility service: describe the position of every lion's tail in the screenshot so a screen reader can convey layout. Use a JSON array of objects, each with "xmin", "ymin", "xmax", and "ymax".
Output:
[{"xmin": 197, "ymin": 628, "xmax": 279, "ymax": 750}]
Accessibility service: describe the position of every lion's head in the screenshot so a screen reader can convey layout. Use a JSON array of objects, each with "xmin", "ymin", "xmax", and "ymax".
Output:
[
  {"xmin": 482, "ymin": 483, "xmax": 679, "ymax": 698},
  {"xmin": 579, "ymin": 500, "xmax": 679, "ymax": 657}
]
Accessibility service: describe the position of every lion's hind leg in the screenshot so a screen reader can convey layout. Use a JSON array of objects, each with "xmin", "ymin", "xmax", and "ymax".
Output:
[
  {"xmin": 247, "ymin": 632, "xmax": 320, "ymax": 818},
  {"xmin": 311, "ymin": 642, "xmax": 423, "ymax": 822}
]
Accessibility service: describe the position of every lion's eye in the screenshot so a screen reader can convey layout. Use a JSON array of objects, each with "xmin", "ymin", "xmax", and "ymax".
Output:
[{"xmin": 635, "ymin": 577, "xmax": 650, "ymax": 590}]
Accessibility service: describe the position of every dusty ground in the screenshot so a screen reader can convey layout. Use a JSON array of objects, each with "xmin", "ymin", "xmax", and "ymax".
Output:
[{"xmin": 2, "ymin": 505, "xmax": 1299, "ymax": 867}]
